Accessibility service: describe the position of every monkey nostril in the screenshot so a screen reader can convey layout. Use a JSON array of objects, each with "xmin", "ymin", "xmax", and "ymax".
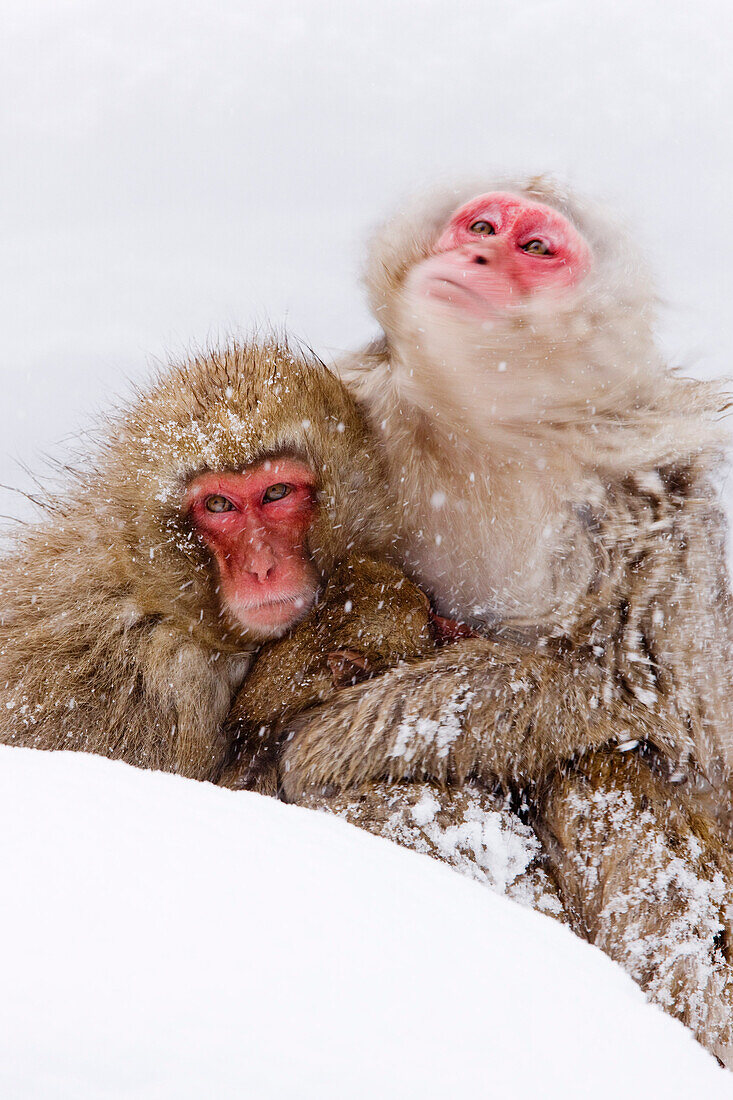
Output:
[{"xmin": 473, "ymin": 255, "xmax": 488, "ymax": 266}]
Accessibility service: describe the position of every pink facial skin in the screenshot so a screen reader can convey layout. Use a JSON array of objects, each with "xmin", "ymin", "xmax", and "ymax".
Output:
[
  {"xmin": 185, "ymin": 458, "xmax": 319, "ymax": 638},
  {"xmin": 414, "ymin": 192, "xmax": 592, "ymax": 317}
]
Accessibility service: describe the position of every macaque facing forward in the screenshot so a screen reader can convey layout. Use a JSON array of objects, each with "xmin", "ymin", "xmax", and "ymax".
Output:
[{"xmin": 0, "ymin": 340, "xmax": 396, "ymax": 779}]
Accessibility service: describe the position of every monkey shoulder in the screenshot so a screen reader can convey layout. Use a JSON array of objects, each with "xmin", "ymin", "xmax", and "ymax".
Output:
[{"xmin": 563, "ymin": 465, "xmax": 725, "ymax": 608}]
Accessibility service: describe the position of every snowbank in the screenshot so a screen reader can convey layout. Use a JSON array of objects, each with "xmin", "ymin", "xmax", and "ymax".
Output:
[{"xmin": 0, "ymin": 746, "xmax": 724, "ymax": 1099}]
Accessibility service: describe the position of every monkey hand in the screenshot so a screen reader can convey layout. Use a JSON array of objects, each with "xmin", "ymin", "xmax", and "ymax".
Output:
[
  {"xmin": 429, "ymin": 611, "xmax": 480, "ymax": 645},
  {"xmin": 218, "ymin": 738, "xmax": 280, "ymax": 796},
  {"xmin": 327, "ymin": 648, "xmax": 374, "ymax": 687}
]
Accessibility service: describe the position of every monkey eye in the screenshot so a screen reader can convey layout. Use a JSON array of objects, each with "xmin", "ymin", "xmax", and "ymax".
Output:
[
  {"xmin": 468, "ymin": 220, "xmax": 496, "ymax": 236},
  {"xmin": 205, "ymin": 494, "xmax": 235, "ymax": 513},
  {"xmin": 521, "ymin": 239, "xmax": 553, "ymax": 256},
  {"xmin": 262, "ymin": 483, "xmax": 292, "ymax": 503}
]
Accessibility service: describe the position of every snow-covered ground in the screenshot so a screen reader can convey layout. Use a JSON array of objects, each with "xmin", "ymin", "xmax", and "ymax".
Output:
[
  {"xmin": 0, "ymin": 747, "xmax": 726, "ymax": 1099},
  {"xmin": 2, "ymin": 0, "xmax": 733, "ymax": 1094}
]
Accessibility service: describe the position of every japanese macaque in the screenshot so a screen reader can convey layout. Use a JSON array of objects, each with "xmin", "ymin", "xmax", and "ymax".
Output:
[
  {"xmin": 274, "ymin": 179, "xmax": 733, "ymax": 1062},
  {"xmin": 0, "ymin": 340, "xmax": 396, "ymax": 780}
]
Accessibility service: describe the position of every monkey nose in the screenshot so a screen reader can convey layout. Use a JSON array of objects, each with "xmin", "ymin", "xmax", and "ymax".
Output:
[
  {"xmin": 249, "ymin": 563, "xmax": 275, "ymax": 584},
  {"xmin": 460, "ymin": 238, "xmax": 503, "ymax": 266},
  {"xmin": 245, "ymin": 541, "xmax": 276, "ymax": 583}
]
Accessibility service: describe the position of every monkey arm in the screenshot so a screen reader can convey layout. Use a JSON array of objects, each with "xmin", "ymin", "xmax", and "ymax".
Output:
[
  {"xmin": 0, "ymin": 613, "xmax": 246, "ymax": 782},
  {"xmin": 216, "ymin": 627, "xmax": 332, "ymax": 793},
  {"xmin": 277, "ymin": 637, "xmax": 669, "ymax": 801}
]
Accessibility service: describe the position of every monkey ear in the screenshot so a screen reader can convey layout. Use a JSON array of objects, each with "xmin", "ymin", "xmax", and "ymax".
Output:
[
  {"xmin": 327, "ymin": 649, "xmax": 372, "ymax": 687},
  {"xmin": 429, "ymin": 611, "xmax": 479, "ymax": 646}
]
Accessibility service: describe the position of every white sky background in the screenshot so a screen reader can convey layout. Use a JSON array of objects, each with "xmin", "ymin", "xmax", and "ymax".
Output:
[{"xmin": 1, "ymin": 0, "xmax": 732, "ymax": 515}]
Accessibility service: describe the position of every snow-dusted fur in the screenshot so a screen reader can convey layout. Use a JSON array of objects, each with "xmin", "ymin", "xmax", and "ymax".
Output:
[
  {"xmin": 301, "ymin": 782, "xmax": 566, "ymax": 920},
  {"xmin": 539, "ymin": 751, "xmax": 733, "ymax": 1069},
  {"xmin": 0, "ymin": 340, "xmax": 396, "ymax": 778}
]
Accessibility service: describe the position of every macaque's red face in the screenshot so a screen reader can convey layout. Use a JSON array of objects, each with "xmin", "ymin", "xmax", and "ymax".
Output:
[
  {"xmin": 185, "ymin": 457, "xmax": 318, "ymax": 639},
  {"xmin": 411, "ymin": 192, "xmax": 592, "ymax": 318}
]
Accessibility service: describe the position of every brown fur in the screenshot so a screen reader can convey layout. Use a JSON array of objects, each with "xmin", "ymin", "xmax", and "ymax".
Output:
[
  {"xmin": 535, "ymin": 750, "xmax": 733, "ymax": 1066},
  {"xmin": 274, "ymin": 178, "xmax": 733, "ymax": 1061},
  {"xmin": 0, "ymin": 340, "xmax": 396, "ymax": 779}
]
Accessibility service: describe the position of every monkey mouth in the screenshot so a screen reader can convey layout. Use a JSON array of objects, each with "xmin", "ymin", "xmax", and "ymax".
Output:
[
  {"xmin": 226, "ymin": 588, "xmax": 317, "ymax": 638},
  {"xmin": 425, "ymin": 276, "xmax": 485, "ymax": 305},
  {"xmin": 423, "ymin": 275, "xmax": 509, "ymax": 319},
  {"xmin": 422, "ymin": 270, "xmax": 521, "ymax": 318},
  {"xmin": 236, "ymin": 594, "xmax": 311, "ymax": 611}
]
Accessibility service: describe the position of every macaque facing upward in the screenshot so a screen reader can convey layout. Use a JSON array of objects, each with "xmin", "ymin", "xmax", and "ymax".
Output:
[
  {"xmin": 282, "ymin": 179, "xmax": 733, "ymax": 810},
  {"xmin": 273, "ymin": 179, "xmax": 733, "ymax": 1064}
]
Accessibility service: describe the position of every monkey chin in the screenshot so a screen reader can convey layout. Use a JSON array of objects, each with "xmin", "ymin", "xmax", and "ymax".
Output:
[
  {"xmin": 225, "ymin": 588, "xmax": 317, "ymax": 643},
  {"xmin": 421, "ymin": 276, "xmax": 522, "ymax": 321},
  {"xmin": 409, "ymin": 265, "xmax": 570, "ymax": 333}
]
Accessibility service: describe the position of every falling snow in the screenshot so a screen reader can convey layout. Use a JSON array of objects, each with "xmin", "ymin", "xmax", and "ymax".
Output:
[{"xmin": 0, "ymin": 0, "xmax": 730, "ymax": 1095}]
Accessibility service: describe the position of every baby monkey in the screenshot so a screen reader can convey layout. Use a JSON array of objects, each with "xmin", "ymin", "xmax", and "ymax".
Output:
[{"xmin": 218, "ymin": 555, "xmax": 437, "ymax": 793}]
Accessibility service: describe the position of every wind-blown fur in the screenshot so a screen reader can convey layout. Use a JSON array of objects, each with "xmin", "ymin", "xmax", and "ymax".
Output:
[
  {"xmin": 275, "ymin": 178, "xmax": 733, "ymax": 1061},
  {"xmin": 0, "ymin": 340, "xmax": 396, "ymax": 779}
]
